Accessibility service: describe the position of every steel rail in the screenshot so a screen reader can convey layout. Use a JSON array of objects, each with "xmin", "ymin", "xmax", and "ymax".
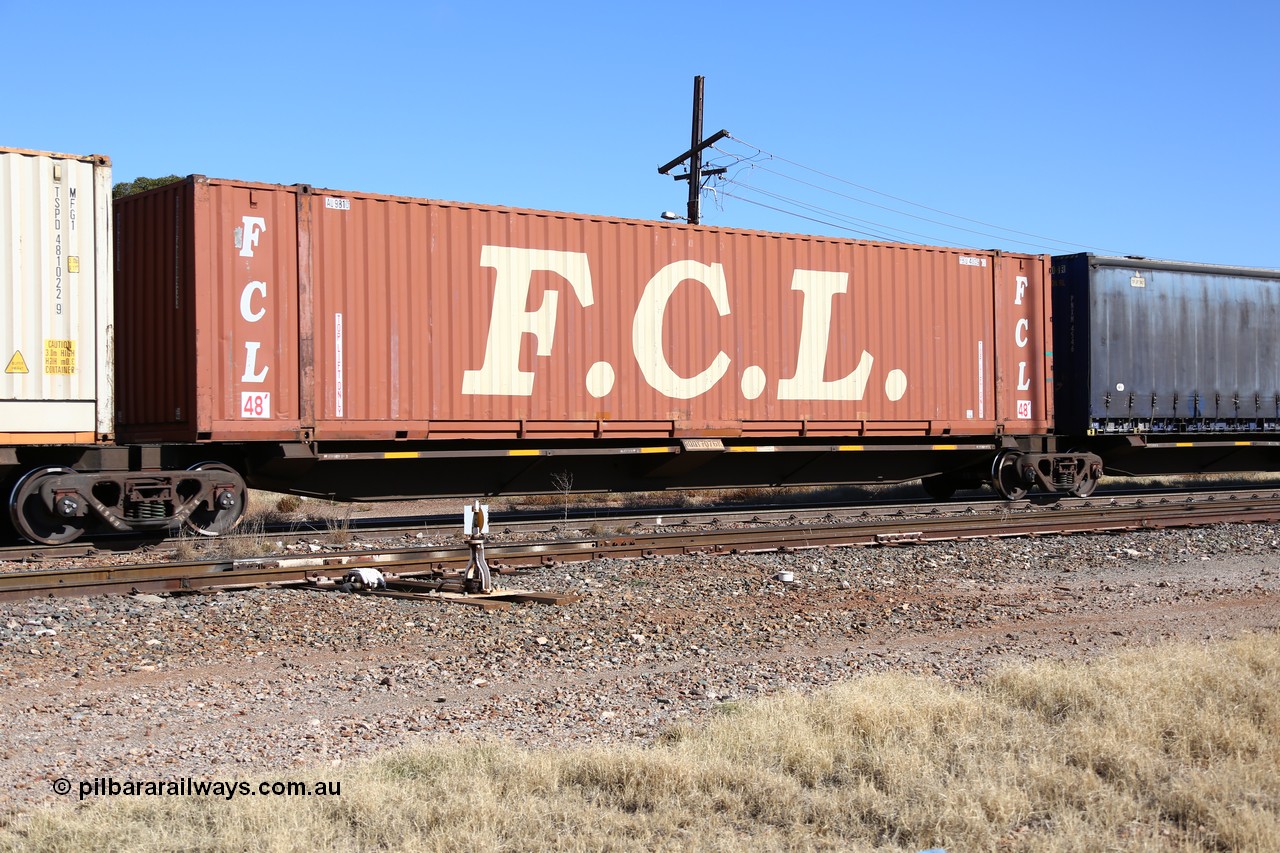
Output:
[
  {"xmin": 3, "ymin": 497, "xmax": 1280, "ymax": 603},
  {"xmin": 5, "ymin": 484, "xmax": 1279, "ymax": 564}
]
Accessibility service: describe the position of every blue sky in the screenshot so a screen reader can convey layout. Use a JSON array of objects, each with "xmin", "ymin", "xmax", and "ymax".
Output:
[{"xmin": 4, "ymin": 1, "xmax": 1276, "ymax": 267}]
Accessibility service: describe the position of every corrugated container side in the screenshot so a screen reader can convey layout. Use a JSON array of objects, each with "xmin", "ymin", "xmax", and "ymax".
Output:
[
  {"xmin": 114, "ymin": 178, "xmax": 194, "ymax": 438},
  {"xmin": 304, "ymin": 190, "xmax": 1051, "ymax": 438},
  {"xmin": 0, "ymin": 147, "xmax": 112, "ymax": 442},
  {"xmin": 994, "ymin": 252, "xmax": 1053, "ymax": 432},
  {"xmin": 195, "ymin": 181, "xmax": 301, "ymax": 438},
  {"xmin": 115, "ymin": 178, "xmax": 302, "ymax": 441},
  {"xmin": 116, "ymin": 177, "xmax": 1053, "ymax": 443}
]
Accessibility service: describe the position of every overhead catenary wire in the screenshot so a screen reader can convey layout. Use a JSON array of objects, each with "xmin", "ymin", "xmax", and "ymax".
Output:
[
  {"xmin": 718, "ymin": 187, "xmax": 905, "ymax": 242},
  {"xmin": 726, "ymin": 159, "xmax": 1085, "ymax": 253},
  {"xmin": 727, "ymin": 174, "xmax": 996, "ymax": 245},
  {"xmin": 729, "ymin": 135, "xmax": 1103, "ymax": 246},
  {"xmin": 705, "ymin": 134, "xmax": 1126, "ymax": 255},
  {"xmin": 721, "ymin": 180, "xmax": 938, "ymax": 244},
  {"xmin": 720, "ymin": 167, "xmax": 1049, "ymax": 251}
]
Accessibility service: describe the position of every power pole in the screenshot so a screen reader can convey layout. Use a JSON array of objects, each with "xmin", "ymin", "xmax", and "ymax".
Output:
[{"xmin": 658, "ymin": 75, "xmax": 729, "ymax": 225}]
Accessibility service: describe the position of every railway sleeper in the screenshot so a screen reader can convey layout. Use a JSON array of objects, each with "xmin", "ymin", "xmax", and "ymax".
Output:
[{"xmin": 8, "ymin": 464, "xmax": 247, "ymax": 545}]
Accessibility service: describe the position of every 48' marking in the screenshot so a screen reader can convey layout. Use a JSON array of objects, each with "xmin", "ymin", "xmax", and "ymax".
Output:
[{"xmin": 241, "ymin": 391, "xmax": 271, "ymax": 418}]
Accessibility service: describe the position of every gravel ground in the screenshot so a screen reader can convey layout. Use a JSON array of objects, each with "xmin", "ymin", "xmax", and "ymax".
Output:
[{"xmin": 1, "ymin": 522, "xmax": 1278, "ymax": 812}]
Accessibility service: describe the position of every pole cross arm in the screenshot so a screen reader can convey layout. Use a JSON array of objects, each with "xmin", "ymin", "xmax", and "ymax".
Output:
[
  {"xmin": 657, "ymin": 129, "xmax": 731, "ymax": 175},
  {"xmin": 670, "ymin": 166, "xmax": 728, "ymax": 183}
]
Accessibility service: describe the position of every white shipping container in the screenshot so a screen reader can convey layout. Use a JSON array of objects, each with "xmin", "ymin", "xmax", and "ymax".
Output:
[{"xmin": 0, "ymin": 146, "xmax": 113, "ymax": 440}]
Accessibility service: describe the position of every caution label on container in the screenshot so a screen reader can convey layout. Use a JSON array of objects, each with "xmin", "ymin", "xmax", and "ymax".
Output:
[
  {"xmin": 43, "ymin": 340, "xmax": 76, "ymax": 375},
  {"xmin": 5, "ymin": 351, "xmax": 28, "ymax": 374}
]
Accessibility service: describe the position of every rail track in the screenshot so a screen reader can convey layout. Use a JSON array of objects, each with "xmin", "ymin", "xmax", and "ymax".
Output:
[
  {"xmin": 5, "ymin": 483, "xmax": 1279, "ymax": 565},
  {"xmin": 4, "ymin": 488, "xmax": 1280, "ymax": 603}
]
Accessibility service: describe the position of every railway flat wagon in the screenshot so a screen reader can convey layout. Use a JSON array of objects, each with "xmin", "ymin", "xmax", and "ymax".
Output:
[
  {"xmin": 113, "ymin": 175, "xmax": 1090, "ymax": 503},
  {"xmin": 1052, "ymin": 253, "xmax": 1280, "ymax": 479}
]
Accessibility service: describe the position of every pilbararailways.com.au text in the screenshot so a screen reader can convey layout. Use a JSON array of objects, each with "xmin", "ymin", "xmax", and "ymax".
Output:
[{"xmin": 52, "ymin": 777, "xmax": 341, "ymax": 801}]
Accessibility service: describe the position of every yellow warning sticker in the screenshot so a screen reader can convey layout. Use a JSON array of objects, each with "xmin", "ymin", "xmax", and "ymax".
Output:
[
  {"xmin": 43, "ymin": 340, "xmax": 76, "ymax": 375},
  {"xmin": 5, "ymin": 351, "xmax": 28, "ymax": 374},
  {"xmin": 67, "ymin": 256, "xmax": 80, "ymax": 273}
]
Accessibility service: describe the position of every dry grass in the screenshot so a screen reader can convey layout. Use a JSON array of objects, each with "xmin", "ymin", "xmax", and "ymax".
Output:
[
  {"xmin": 310, "ymin": 501, "xmax": 354, "ymax": 546},
  {"xmin": 170, "ymin": 529, "xmax": 201, "ymax": 562},
  {"xmin": 171, "ymin": 493, "xmax": 276, "ymax": 561},
  {"xmin": 241, "ymin": 490, "xmax": 301, "ymax": 526},
  {"xmin": 1114, "ymin": 471, "xmax": 1280, "ymax": 490},
  {"xmin": 273, "ymin": 494, "xmax": 303, "ymax": 514},
  {"xmin": 219, "ymin": 515, "xmax": 274, "ymax": 559},
  {"xmin": 170, "ymin": 488, "xmax": 341, "ymax": 560},
  {"xmin": 4, "ymin": 634, "xmax": 1278, "ymax": 851}
]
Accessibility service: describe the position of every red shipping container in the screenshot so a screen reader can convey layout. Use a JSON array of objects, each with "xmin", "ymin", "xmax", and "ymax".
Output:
[{"xmin": 114, "ymin": 177, "xmax": 1052, "ymax": 445}]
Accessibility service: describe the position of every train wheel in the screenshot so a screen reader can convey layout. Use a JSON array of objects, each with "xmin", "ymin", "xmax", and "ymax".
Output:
[
  {"xmin": 1070, "ymin": 464, "xmax": 1100, "ymax": 498},
  {"xmin": 1068, "ymin": 452, "xmax": 1101, "ymax": 498},
  {"xmin": 1070, "ymin": 476, "xmax": 1098, "ymax": 498},
  {"xmin": 9, "ymin": 467, "xmax": 85, "ymax": 545},
  {"xmin": 990, "ymin": 452, "xmax": 1029, "ymax": 501},
  {"xmin": 183, "ymin": 463, "xmax": 247, "ymax": 536}
]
